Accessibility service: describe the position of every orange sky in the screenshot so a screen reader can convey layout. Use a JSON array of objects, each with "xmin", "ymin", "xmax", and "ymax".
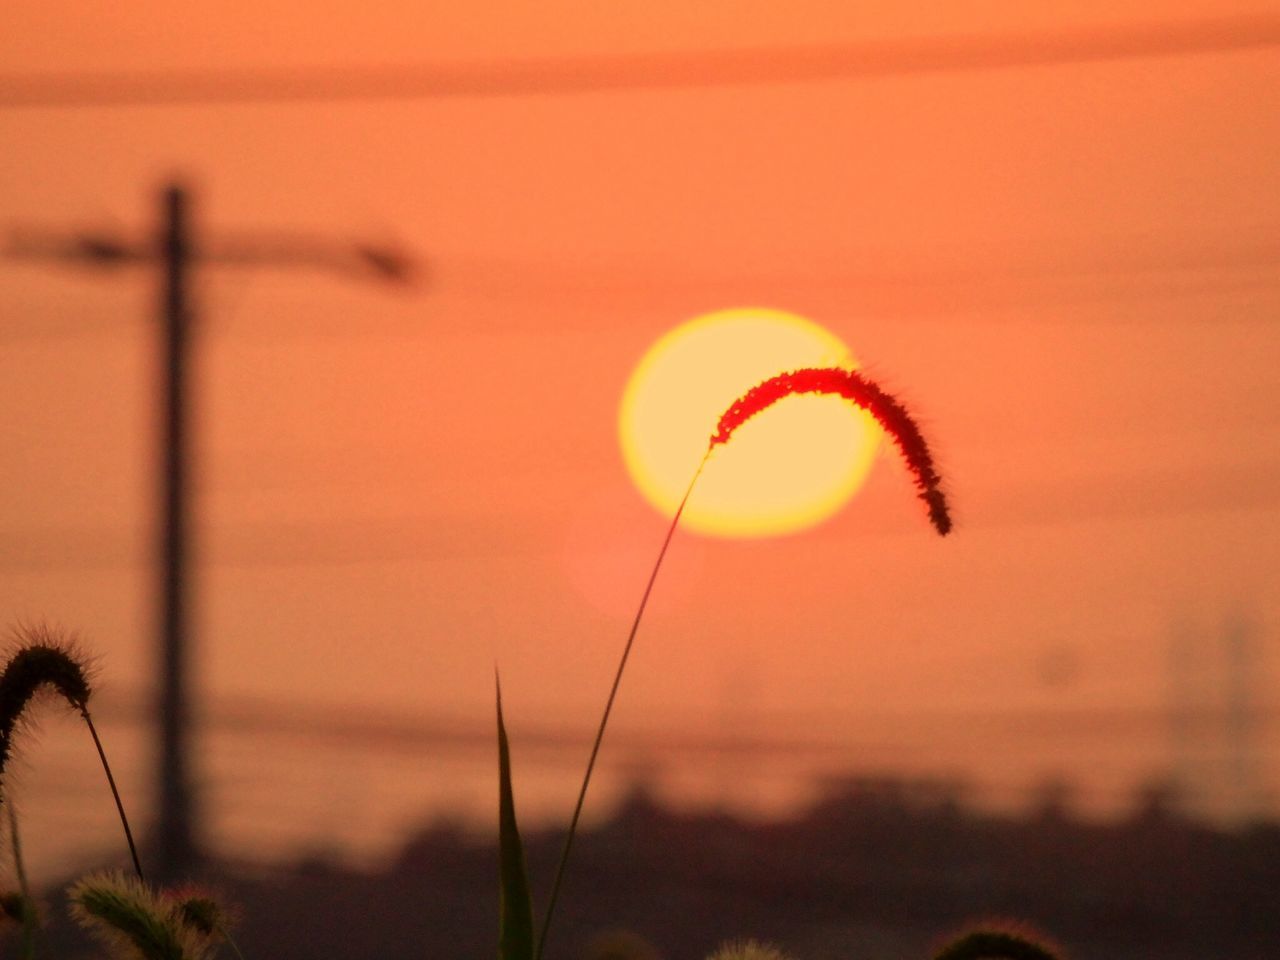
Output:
[{"xmin": 1, "ymin": 2, "xmax": 1278, "ymax": 866}]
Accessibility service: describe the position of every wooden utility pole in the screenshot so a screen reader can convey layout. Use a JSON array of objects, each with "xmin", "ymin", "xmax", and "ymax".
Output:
[
  {"xmin": 6, "ymin": 181, "xmax": 413, "ymax": 880},
  {"xmin": 158, "ymin": 183, "xmax": 196, "ymax": 874}
]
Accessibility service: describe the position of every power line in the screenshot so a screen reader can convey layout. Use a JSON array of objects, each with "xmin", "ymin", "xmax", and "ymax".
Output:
[
  {"xmin": 3, "ymin": 238, "xmax": 1276, "ymax": 343},
  {"xmin": 0, "ymin": 15, "xmax": 1275, "ymax": 109},
  {"xmin": 84, "ymin": 686, "xmax": 1280, "ymax": 760},
  {"xmin": 1, "ymin": 459, "xmax": 1277, "ymax": 573}
]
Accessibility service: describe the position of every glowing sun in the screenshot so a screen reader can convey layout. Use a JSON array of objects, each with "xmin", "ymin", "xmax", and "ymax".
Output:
[{"xmin": 619, "ymin": 307, "xmax": 879, "ymax": 538}]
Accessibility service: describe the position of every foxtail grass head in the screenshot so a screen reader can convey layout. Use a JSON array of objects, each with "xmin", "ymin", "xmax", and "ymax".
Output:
[
  {"xmin": 70, "ymin": 871, "xmax": 231, "ymax": 960},
  {"xmin": 710, "ymin": 366, "xmax": 951, "ymax": 535},
  {"xmin": 0, "ymin": 626, "xmax": 94, "ymax": 783},
  {"xmin": 0, "ymin": 625, "xmax": 144, "ymax": 881},
  {"xmin": 168, "ymin": 890, "xmax": 229, "ymax": 940}
]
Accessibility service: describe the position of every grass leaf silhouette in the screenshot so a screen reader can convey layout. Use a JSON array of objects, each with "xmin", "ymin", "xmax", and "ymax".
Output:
[{"xmin": 497, "ymin": 672, "xmax": 535, "ymax": 960}]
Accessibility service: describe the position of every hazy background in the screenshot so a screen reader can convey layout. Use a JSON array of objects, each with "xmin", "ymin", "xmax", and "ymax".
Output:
[{"xmin": 0, "ymin": 1, "xmax": 1277, "ymax": 883}]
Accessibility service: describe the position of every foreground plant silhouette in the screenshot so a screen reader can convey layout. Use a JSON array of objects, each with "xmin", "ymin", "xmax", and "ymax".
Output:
[
  {"xmin": 497, "ymin": 674, "xmax": 535, "ymax": 960},
  {"xmin": 0, "ymin": 628, "xmax": 246, "ymax": 960},
  {"xmin": 70, "ymin": 870, "xmax": 236, "ymax": 960},
  {"xmin": 931, "ymin": 927, "xmax": 1065, "ymax": 960},
  {"xmin": 497, "ymin": 365, "xmax": 967, "ymax": 960},
  {"xmin": 0, "ymin": 369, "xmax": 1062, "ymax": 960},
  {"xmin": 0, "ymin": 627, "xmax": 143, "ymax": 882},
  {"xmin": 500, "ymin": 368, "xmax": 1057, "ymax": 960},
  {"xmin": 4, "ymin": 802, "xmax": 39, "ymax": 960}
]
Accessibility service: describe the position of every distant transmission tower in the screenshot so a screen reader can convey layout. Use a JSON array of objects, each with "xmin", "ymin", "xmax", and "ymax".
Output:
[
  {"xmin": 6, "ymin": 181, "xmax": 415, "ymax": 880},
  {"xmin": 1224, "ymin": 615, "xmax": 1263, "ymax": 823},
  {"xmin": 1167, "ymin": 619, "xmax": 1202, "ymax": 812}
]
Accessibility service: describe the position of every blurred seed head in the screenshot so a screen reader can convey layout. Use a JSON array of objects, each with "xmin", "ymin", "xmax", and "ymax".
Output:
[
  {"xmin": 70, "ymin": 870, "xmax": 226, "ymax": 960},
  {"xmin": 705, "ymin": 940, "xmax": 795, "ymax": 960},
  {"xmin": 583, "ymin": 929, "xmax": 662, "ymax": 960},
  {"xmin": 932, "ymin": 920, "xmax": 1066, "ymax": 960}
]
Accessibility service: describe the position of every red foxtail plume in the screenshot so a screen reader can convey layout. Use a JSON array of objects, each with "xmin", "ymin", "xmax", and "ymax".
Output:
[{"xmin": 710, "ymin": 366, "xmax": 951, "ymax": 536}]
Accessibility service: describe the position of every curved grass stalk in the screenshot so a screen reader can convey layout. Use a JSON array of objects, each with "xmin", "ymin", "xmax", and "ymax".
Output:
[
  {"xmin": 81, "ymin": 709, "xmax": 145, "ymax": 881},
  {"xmin": 536, "ymin": 365, "xmax": 949, "ymax": 958},
  {"xmin": 535, "ymin": 451, "xmax": 709, "ymax": 960}
]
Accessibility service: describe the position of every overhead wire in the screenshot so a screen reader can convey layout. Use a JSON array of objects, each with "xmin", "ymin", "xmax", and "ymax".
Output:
[
  {"xmin": 1, "ymin": 238, "xmax": 1277, "ymax": 343},
  {"xmin": 0, "ymin": 22, "xmax": 1274, "ymax": 566},
  {"xmin": 0, "ymin": 15, "xmax": 1276, "ymax": 109},
  {"xmin": 1, "ymin": 18, "xmax": 1275, "ymax": 860},
  {"xmin": 21, "ymin": 688, "xmax": 1277, "ymax": 832},
  {"xmin": 1, "ymin": 457, "xmax": 1277, "ymax": 573}
]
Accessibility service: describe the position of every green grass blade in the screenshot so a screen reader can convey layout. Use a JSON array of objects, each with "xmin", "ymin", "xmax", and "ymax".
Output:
[{"xmin": 496, "ymin": 672, "xmax": 534, "ymax": 960}]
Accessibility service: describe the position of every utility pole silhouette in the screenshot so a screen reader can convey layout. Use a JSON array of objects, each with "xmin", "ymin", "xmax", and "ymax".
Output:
[{"xmin": 6, "ymin": 181, "xmax": 414, "ymax": 880}]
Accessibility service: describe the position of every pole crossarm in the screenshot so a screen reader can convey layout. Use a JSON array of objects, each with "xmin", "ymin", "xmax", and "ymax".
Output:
[
  {"xmin": 6, "ymin": 227, "xmax": 415, "ymax": 283},
  {"xmin": 6, "ymin": 228, "xmax": 150, "ymax": 267}
]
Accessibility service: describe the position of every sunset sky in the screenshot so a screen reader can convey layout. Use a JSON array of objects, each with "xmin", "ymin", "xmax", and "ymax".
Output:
[{"xmin": 1, "ymin": 2, "xmax": 1277, "ymax": 871}]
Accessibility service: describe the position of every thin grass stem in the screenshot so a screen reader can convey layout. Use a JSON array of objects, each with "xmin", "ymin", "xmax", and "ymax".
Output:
[
  {"xmin": 6, "ymin": 803, "xmax": 36, "ymax": 960},
  {"xmin": 219, "ymin": 924, "xmax": 249, "ymax": 960},
  {"xmin": 80, "ymin": 709, "xmax": 145, "ymax": 882},
  {"xmin": 536, "ymin": 449, "xmax": 710, "ymax": 960}
]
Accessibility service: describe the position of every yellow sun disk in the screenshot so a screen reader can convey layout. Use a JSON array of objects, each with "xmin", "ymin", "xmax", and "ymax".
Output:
[{"xmin": 619, "ymin": 308, "xmax": 879, "ymax": 538}]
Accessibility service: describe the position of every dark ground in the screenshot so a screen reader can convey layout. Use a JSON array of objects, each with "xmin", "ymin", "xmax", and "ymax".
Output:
[{"xmin": 26, "ymin": 776, "xmax": 1280, "ymax": 960}]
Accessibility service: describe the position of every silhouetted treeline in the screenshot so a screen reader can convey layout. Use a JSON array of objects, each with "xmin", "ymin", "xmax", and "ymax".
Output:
[{"xmin": 32, "ymin": 776, "xmax": 1280, "ymax": 960}]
